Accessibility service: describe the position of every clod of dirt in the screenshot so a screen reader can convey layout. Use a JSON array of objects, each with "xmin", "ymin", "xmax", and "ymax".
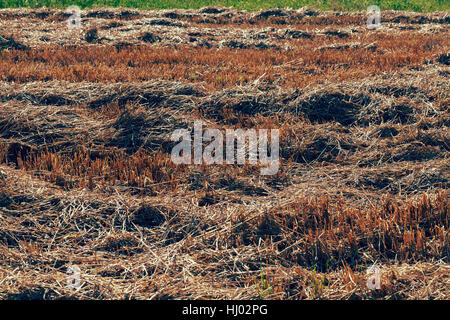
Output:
[
  {"xmin": 147, "ymin": 18, "xmax": 184, "ymax": 27},
  {"xmin": 256, "ymin": 9, "xmax": 288, "ymax": 19},
  {"xmin": 255, "ymin": 42, "xmax": 271, "ymax": 49},
  {"xmin": 223, "ymin": 40, "xmax": 246, "ymax": 49},
  {"xmin": 131, "ymin": 205, "xmax": 166, "ymax": 228},
  {"xmin": 437, "ymin": 53, "xmax": 449, "ymax": 65},
  {"xmin": 163, "ymin": 11, "xmax": 181, "ymax": 19},
  {"xmin": 33, "ymin": 11, "xmax": 51, "ymax": 19},
  {"xmin": 100, "ymin": 21, "xmax": 124, "ymax": 30},
  {"xmin": 118, "ymin": 10, "xmax": 140, "ymax": 20},
  {"xmin": 0, "ymin": 35, "xmax": 29, "ymax": 50},
  {"xmin": 199, "ymin": 7, "xmax": 226, "ymax": 14},
  {"xmin": 85, "ymin": 28, "xmax": 98, "ymax": 43},
  {"xmin": 86, "ymin": 11, "xmax": 114, "ymax": 19},
  {"xmin": 139, "ymin": 32, "xmax": 161, "ymax": 43},
  {"xmin": 324, "ymin": 30, "xmax": 350, "ymax": 38},
  {"xmin": 198, "ymin": 40, "xmax": 212, "ymax": 48}
]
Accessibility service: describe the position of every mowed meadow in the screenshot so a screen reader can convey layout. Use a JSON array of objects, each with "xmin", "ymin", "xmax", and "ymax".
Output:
[
  {"xmin": 1, "ymin": 0, "xmax": 450, "ymax": 11},
  {"xmin": 0, "ymin": 6, "xmax": 448, "ymax": 299}
]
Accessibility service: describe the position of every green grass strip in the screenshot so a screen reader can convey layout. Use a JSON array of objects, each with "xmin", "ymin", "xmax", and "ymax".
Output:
[{"xmin": 0, "ymin": 0, "xmax": 449, "ymax": 12}]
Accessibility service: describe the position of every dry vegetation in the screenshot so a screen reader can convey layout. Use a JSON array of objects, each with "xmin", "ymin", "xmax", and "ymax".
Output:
[{"xmin": 0, "ymin": 7, "xmax": 448, "ymax": 300}]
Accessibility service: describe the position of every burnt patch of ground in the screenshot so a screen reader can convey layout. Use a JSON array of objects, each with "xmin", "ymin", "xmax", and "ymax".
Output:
[{"xmin": 130, "ymin": 204, "xmax": 167, "ymax": 228}]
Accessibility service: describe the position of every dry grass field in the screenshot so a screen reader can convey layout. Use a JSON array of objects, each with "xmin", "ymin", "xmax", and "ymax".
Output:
[{"xmin": 0, "ymin": 7, "xmax": 448, "ymax": 300}]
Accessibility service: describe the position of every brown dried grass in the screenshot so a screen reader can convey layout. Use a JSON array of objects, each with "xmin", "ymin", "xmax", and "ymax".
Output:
[{"xmin": 0, "ymin": 7, "xmax": 448, "ymax": 300}]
